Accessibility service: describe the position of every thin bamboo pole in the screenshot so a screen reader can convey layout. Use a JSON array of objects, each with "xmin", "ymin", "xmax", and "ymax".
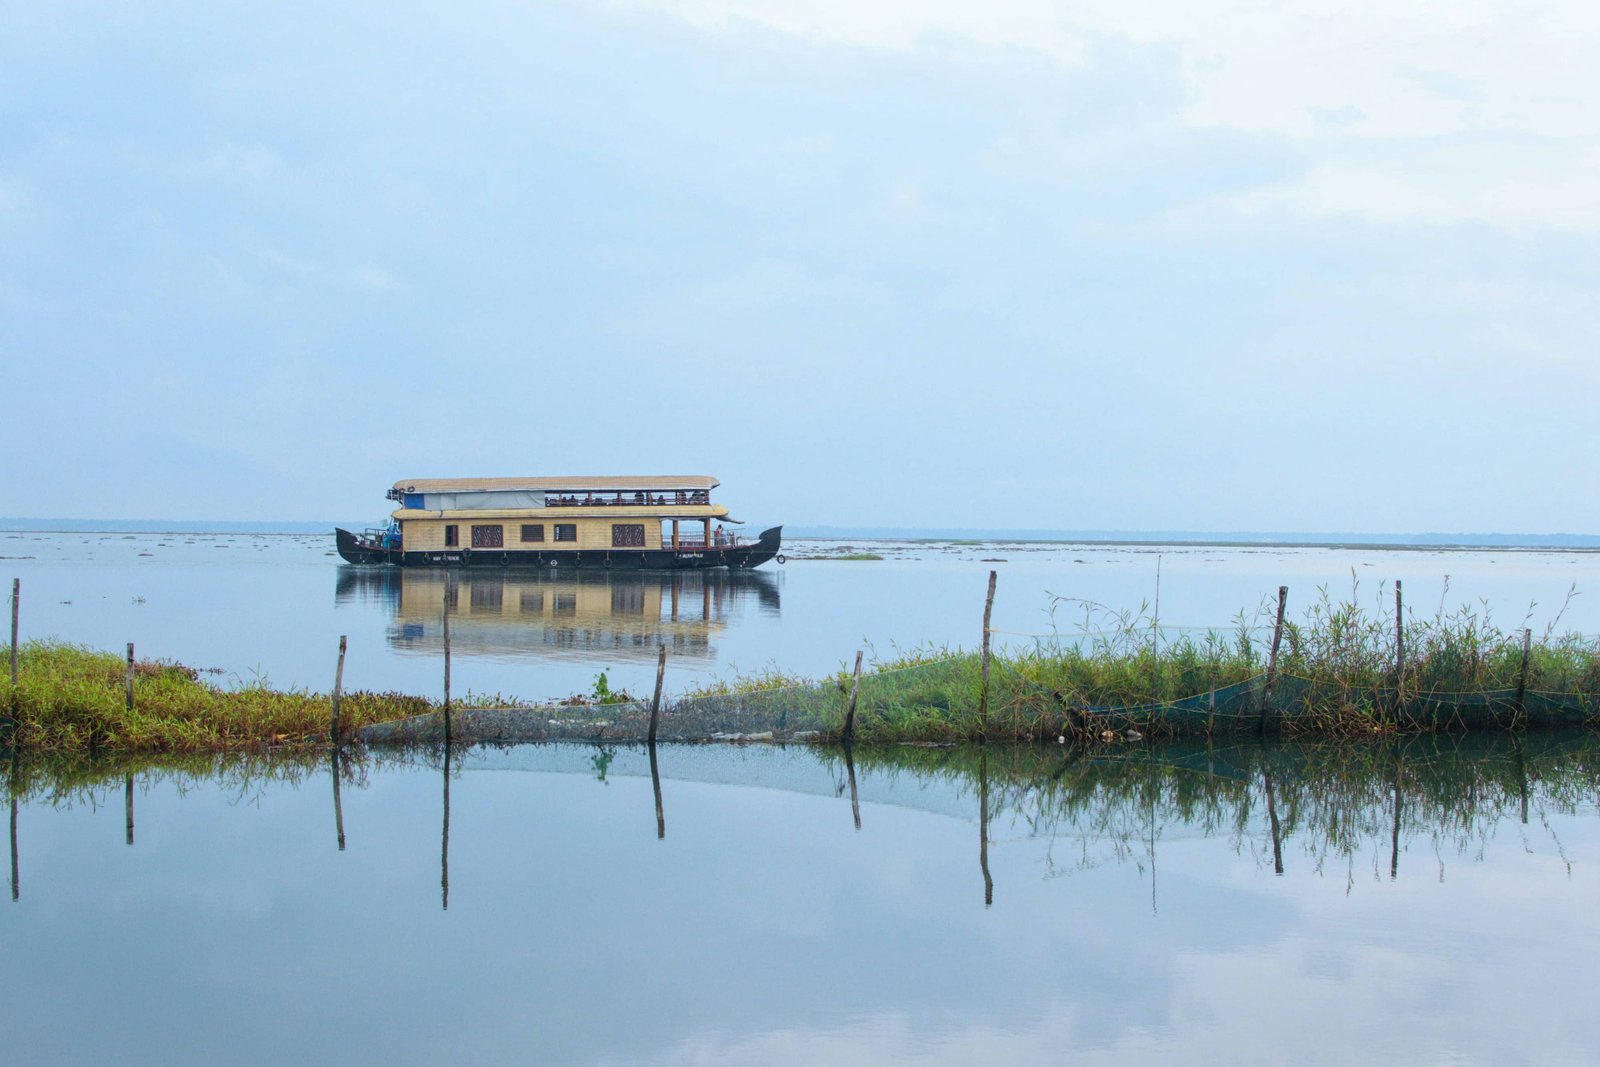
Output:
[
  {"xmin": 442, "ymin": 596, "xmax": 453, "ymax": 744},
  {"xmin": 9, "ymin": 578, "xmax": 17, "ymax": 686},
  {"xmin": 1514, "ymin": 628, "xmax": 1532, "ymax": 727},
  {"xmin": 1259, "ymin": 586, "xmax": 1287, "ymax": 735},
  {"xmin": 843, "ymin": 651, "xmax": 863, "ymax": 742},
  {"xmin": 979, "ymin": 570, "xmax": 997, "ymax": 742},
  {"xmin": 649, "ymin": 646, "xmax": 666, "ymax": 745},
  {"xmin": 331, "ymin": 635, "xmax": 347, "ymax": 745}
]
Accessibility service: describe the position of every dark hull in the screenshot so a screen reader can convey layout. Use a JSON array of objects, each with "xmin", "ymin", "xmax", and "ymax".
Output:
[{"xmin": 335, "ymin": 525, "xmax": 784, "ymax": 570}]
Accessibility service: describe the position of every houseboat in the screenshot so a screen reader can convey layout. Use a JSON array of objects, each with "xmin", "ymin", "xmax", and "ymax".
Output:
[{"xmin": 335, "ymin": 475, "xmax": 783, "ymax": 570}]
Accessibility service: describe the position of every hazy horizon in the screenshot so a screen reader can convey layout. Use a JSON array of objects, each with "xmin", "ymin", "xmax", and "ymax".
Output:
[{"xmin": 5, "ymin": 517, "xmax": 1597, "ymax": 548}]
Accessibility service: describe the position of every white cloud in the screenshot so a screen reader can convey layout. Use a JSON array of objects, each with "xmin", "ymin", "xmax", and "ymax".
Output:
[{"xmin": 622, "ymin": 1, "xmax": 1600, "ymax": 230}]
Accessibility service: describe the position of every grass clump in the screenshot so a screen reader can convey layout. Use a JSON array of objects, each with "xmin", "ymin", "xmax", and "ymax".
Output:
[
  {"xmin": 697, "ymin": 579, "xmax": 1600, "ymax": 743},
  {"xmin": 0, "ymin": 641, "xmax": 432, "ymax": 753}
]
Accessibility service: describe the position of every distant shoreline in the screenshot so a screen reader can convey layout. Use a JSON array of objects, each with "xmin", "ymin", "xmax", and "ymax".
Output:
[{"xmin": 2, "ymin": 518, "xmax": 1597, "ymax": 551}]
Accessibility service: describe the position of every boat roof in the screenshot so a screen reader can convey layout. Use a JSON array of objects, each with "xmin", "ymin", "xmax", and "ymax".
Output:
[{"xmin": 393, "ymin": 475, "xmax": 720, "ymax": 493}]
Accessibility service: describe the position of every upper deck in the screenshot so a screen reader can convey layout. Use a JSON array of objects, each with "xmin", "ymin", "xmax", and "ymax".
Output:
[{"xmin": 388, "ymin": 475, "xmax": 720, "ymax": 514}]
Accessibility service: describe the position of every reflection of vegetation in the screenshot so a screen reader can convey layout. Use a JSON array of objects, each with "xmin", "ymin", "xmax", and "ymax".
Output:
[
  {"xmin": 824, "ymin": 732, "xmax": 1600, "ymax": 883},
  {"xmin": 590, "ymin": 747, "xmax": 615, "ymax": 782},
  {"xmin": 1, "ymin": 746, "xmax": 404, "ymax": 806}
]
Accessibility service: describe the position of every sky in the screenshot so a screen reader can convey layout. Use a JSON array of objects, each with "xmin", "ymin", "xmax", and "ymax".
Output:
[{"xmin": 2, "ymin": 1, "xmax": 1596, "ymax": 533}]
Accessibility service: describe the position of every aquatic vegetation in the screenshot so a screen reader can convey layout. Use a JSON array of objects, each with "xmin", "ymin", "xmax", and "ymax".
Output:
[
  {"xmin": 0, "ymin": 641, "xmax": 431, "ymax": 753},
  {"xmin": 3, "ymin": 576, "xmax": 1598, "ymax": 751}
]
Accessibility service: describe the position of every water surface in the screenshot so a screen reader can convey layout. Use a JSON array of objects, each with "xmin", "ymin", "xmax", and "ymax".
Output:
[{"xmin": 3, "ymin": 736, "xmax": 1598, "ymax": 1065}]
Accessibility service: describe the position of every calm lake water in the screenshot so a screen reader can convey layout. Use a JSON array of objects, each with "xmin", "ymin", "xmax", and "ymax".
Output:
[
  {"xmin": 4, "ymin": 530, "xmax": 1598, "ymax": 702},
  {"xmin": 5, "ymin": 532, "xmax": 1600, "ymax": 1063},
  {"xmin": 4, "ymin": 736, "xmax": 1599, "ymax": 1065}
]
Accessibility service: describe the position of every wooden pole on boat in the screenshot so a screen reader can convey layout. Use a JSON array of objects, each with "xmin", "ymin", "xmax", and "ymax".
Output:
[
  {"xmin": 1514, "ymin": 628, "xmax": 1532, "ymax": 726},
  {"xmin": 330, "ymin": 635, "xmax": 347, "ymax": 745},
  {"xmin": 125, "ymin": 643, "xmax": 135, "ymax": 713},
  {"xmin": 1259, "ymin": 587, "xmax": 1287, "ymax": 735},
  {"xmin": 9, "ymin": 578, "xmax": 17, "ymax": 686},
  {"xmin": 979, "ymin": 570, "xmax": 997, "ymax": 743},
  {"xmin": 649, "ymin": 646, "xmax": 666, "ymax": 744},
  {"xmin": 843, "ymin": 650, "xmax": 863, "ymax": 742}
]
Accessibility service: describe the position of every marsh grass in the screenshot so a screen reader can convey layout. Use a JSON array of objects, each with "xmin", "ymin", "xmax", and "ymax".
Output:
[
  {"xmin": 1, "ymin": 641, "xmax": 433, "ymax": 753},
  {"xmin": 662, "ymin": 579, "xmax": 1600, "ymax": 742}
]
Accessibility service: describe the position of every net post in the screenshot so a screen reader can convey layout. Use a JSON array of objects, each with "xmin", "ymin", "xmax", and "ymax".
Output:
[
  {"xmin": 1259, "ymin": 586, "xmax": 1287, "ymax": 736},
  {"xmin": 649, "ymin": 645, "xmax": 666, "ymax": 745},
  {"xmin": 1514, "ymin": 628, "xmax": 1531, "ymax": 728},
  {"xmin": 331, "ymin": 635, "xmax": 347, "ymax": 745},
  {"xmin": 843, "ymin": 650, "xmax": 863, "ymax": 742},
  {"xmin": 979, "ymin": 570, "xmax": 997, "ymax": 742}
]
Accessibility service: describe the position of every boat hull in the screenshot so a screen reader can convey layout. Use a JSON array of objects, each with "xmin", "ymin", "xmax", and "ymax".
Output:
[{"xmin": 335, "ymin": 525, "xmax": 784, "ymax": 570}]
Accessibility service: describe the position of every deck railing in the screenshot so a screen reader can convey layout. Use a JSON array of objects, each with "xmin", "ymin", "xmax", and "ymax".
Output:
[{"xmin": 547, "ymin": 492, "xmax": 711, "ymax": 508}]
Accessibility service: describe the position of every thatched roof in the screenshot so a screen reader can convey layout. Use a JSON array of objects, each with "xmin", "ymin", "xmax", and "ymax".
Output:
[{"xmin": 392, "ymin": 475, "xmax": 719, "ymax": 493}]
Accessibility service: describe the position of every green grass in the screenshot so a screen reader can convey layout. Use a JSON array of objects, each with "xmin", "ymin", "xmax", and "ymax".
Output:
[
  {"xmin": 0, "ymin": 641, "xmax": 433, "ymax": 753},
  {"xmin": 658, "ymin": 581, "xmax": 1600, "ymax": 742}
]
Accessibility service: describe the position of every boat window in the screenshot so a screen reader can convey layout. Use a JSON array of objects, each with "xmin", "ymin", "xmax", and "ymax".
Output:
[
  {"xmin": 471, "ymin": 524, "xmax": 504, "ymax": 549},
  {"xmin": 444, "ymin": 525, "xmax": 459, "ymax": 548},
  {"xmin": 612, "ymin": 524, "xmax": 645, "ymax": 548},
  {"xmin": 554, "ymin": 524, "xmax": 577, "ymax": 542},
  {"xmin": 520, "ymin": 524, "xmax": 545, "ymax": 543}
]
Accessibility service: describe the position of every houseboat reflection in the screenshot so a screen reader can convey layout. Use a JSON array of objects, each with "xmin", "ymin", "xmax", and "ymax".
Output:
[{"xmin": 335, "ymin": 566, "xmax": 780, "ymax": 661}]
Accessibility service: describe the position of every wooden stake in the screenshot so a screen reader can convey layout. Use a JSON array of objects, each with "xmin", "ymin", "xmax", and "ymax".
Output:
[
  {"xmin": 331, "ymin": 635, "xmax": 347, "ymax": 745},
  {"xmin": 9, "ymin": 578, "xmax": 17, "ymax": 686},
  {"xmin": 125, "ymin": 643, "xmax": 135, "ymax": 713},
  {"xmin": 442, "ymin": 598, "xmax": 453, "ymax": 744},
  {"xmin": 1259, "ymin": 586, "xmax": 1287, "ymax": 735},
  {"xmin": 979, "ymin": 570, "xmax": 997, "ymax": 742},
  {"xmin": 1394, "ymin": 580, "xmax": 1405, "ymax": 680},
  {"xmin": 649, "ymin": 645, "xmax": 666, "ymax": 745},
  {"xmin": 843, "ymin": 651, "xmax": 863, "ymax": 742},
  {"xmin": 1514, "ymin": 627, "xmax": 1532, "ymax": 726}
]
